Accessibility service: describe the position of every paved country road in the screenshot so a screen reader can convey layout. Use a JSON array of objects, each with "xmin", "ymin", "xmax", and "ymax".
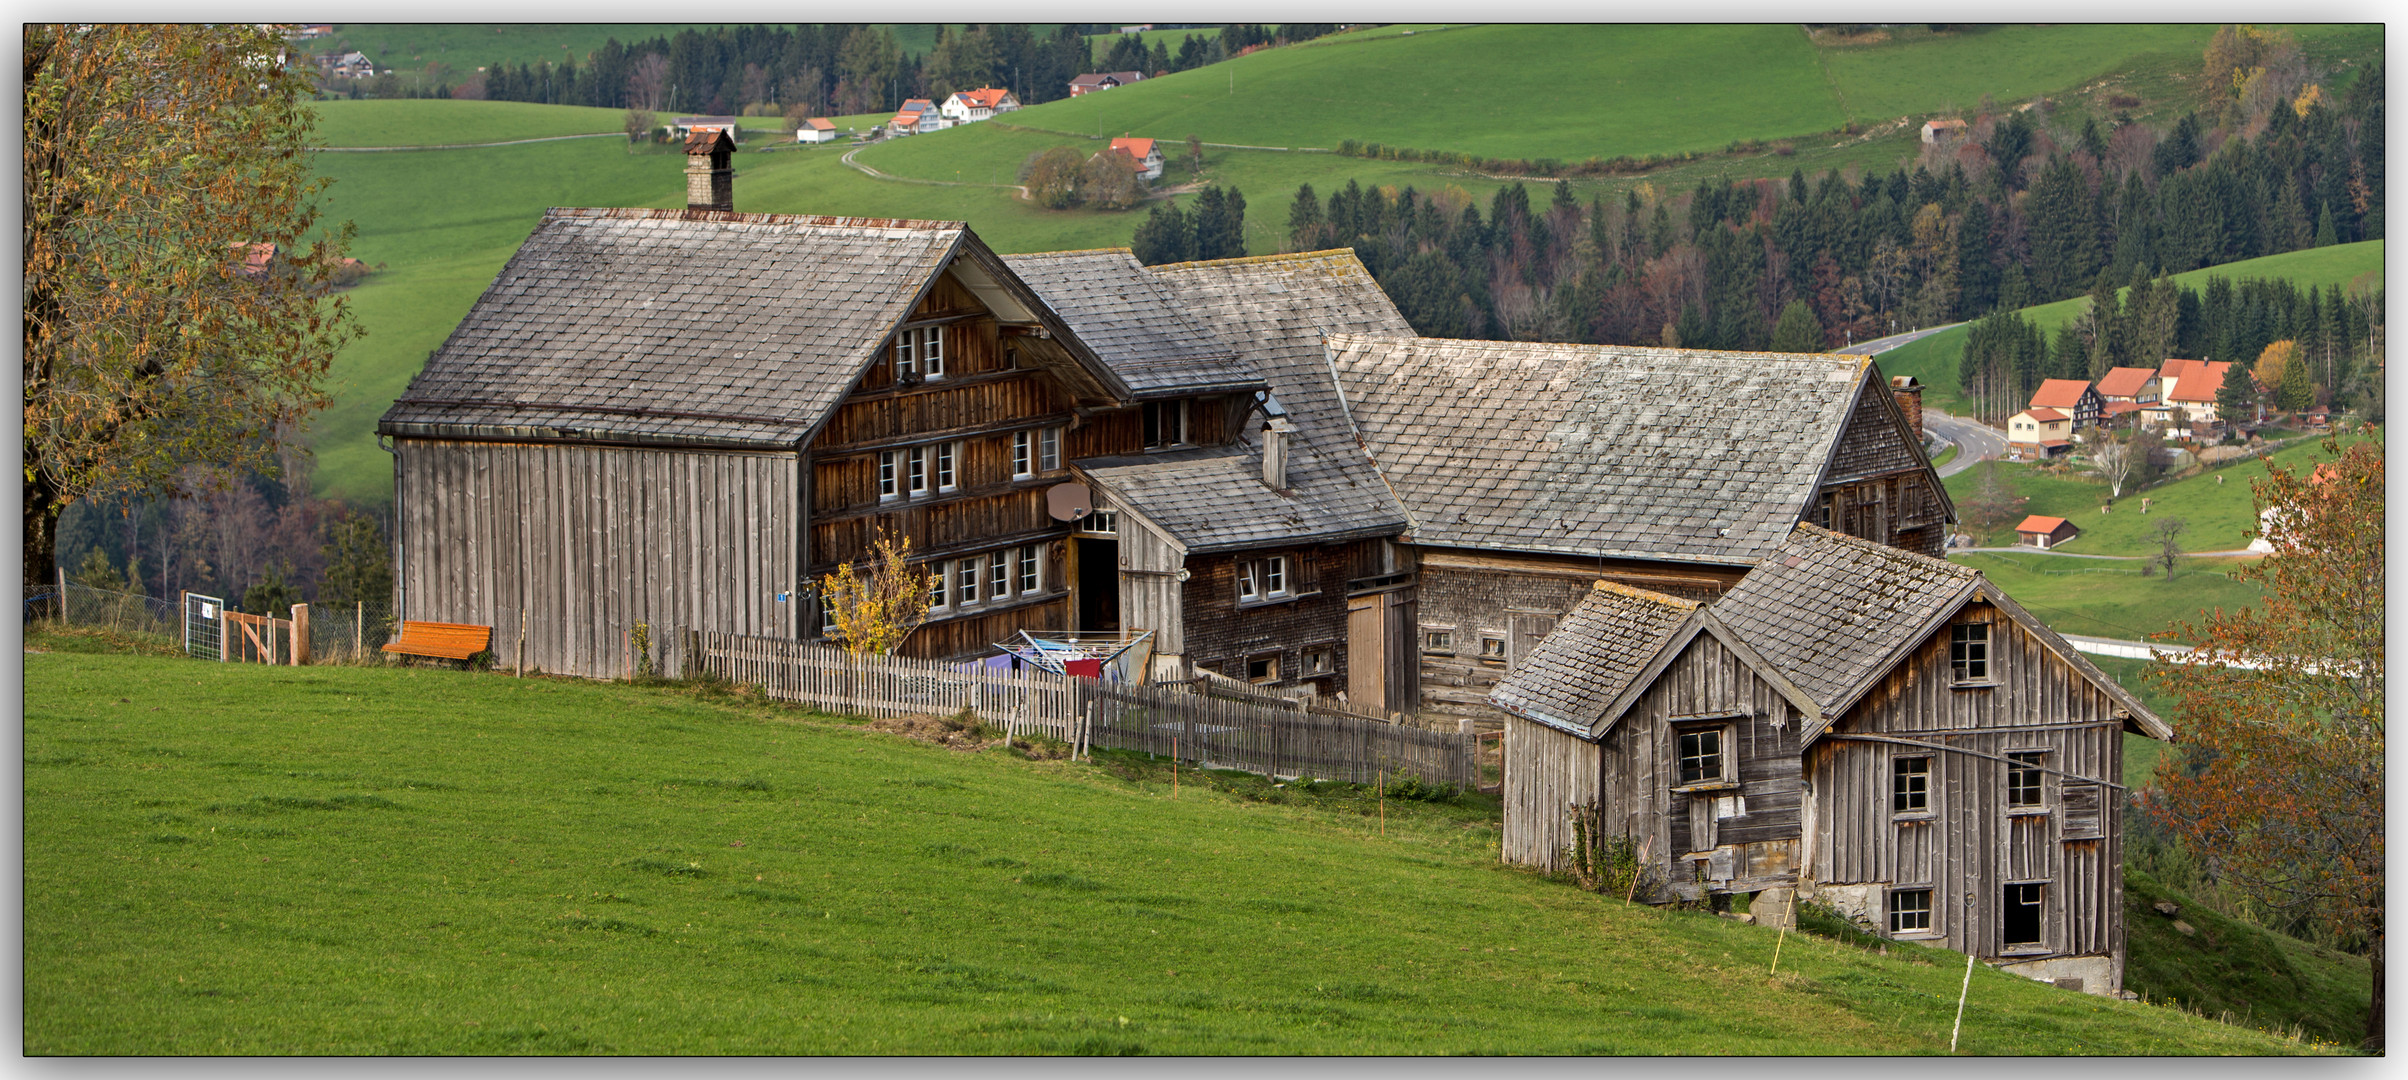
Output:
[{"xmin": 1832, "ymin": 323, "xmax": 2005, "ymax": 477}]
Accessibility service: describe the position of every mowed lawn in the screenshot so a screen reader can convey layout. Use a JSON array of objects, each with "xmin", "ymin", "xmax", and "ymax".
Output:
[
  {"xmin": 312, "ymin": 100, "xmax": 631, "ymax": 146},
  {"xmin": 1949, "ymin": 550, "xmax": 2267, "ymax": 644},
  {"xmin": 1874, "ymin": 241, "xmax": 2386, "ymax": 416},
  {"xmin": 23, "ymin": 648, "xmax": 2322, "ymax": 1055},
  {"xmin": 1003, "ymin": 24, "xmax": 1846, "ymax": 160}
]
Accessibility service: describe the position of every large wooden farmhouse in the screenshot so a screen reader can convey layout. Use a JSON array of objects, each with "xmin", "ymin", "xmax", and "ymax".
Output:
[
  {"xmin": 1323, "ymin": 338, "xmax": 1954, "ymax": 723},
  {"xmin": 1490, "ymin": 524, "xmax": 2169, "ymax": 995}
]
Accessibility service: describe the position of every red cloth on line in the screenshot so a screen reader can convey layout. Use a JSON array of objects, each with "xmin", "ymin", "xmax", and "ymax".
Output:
[{"xmin": 1063, "ymin": 658, "xmax": 1103, "ymax": 679}]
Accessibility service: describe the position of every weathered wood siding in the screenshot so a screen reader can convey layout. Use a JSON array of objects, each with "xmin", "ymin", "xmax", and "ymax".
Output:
[
  {"xmin": 1806, "ymin": 600, "xmax": 2127, "ymax": 966},
  {"xmin": 1817, "ymin": 383, "xmax": 1951, "ymax": 558},
  {"xmin": 1413, "ymin": 549, "xmax": 1741, "ymax": 723},
  {"xmin": 1600, "ymin": 631, "xmax": 1804, "ymax": 900},
  {"xmin": 394, "ymin": 439, "xmax": 797, "ymax": 679},
  {"xmin": 1502, "ymin": 715, "xmax": 1601, "ymax": 869},
  {"xmin": 1176, "ymin": 539, "xmax": 1392, "ymax": 703},
  {"xmin": 1111, "ymin": 506, "xmax": 1186, "ymax": 661}
]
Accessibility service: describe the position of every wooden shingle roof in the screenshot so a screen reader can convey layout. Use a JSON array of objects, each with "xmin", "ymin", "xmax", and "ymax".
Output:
[
  {"xmin": 1002, "ymin": 248, "xmax": 1254, "ymax": 398},
  {"xmin": 1489, "ymin": 581, "xmax": 1700, "ymax": 737},
  {"xmin": 381, "ymin": 207, "xmax": 1118, "ymax": 447},
  {"xmin": 1327, "ymin": 338, "xmax": 1900, "ymax": 565},
  {"xmin": 1077, "ymin": 250, "xmax": 1415, "ymax": 551}
]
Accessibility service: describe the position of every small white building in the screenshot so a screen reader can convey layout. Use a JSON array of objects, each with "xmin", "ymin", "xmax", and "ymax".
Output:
[
  {"xmin": 940, "ymin": 87, "xmax": 1020, "ymax": 125},
  {"xmin": 795, "ymin": 117, "xmax": 837, "ymax": 143},
  {"xmin": 1106, "ymin": 137, "xmax": 1164, "ymax": 181},
  {"xmin": 2006, "ymin": 407, "xmax": 2072, "ymax": 458}
]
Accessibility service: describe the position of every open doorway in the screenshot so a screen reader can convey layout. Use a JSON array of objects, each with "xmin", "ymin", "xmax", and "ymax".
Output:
[{"xmin": 1076, "ymin": 537, "xmax": 1119, "ymax": 632}]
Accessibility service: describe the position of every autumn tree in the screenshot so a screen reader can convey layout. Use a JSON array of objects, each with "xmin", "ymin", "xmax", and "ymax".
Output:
[
  {"xmin": 2146, "ymin": 516, "xmax": 2187, "ymax": 578},
  {"xmin": 25, "ymin": 25, "xmax": 359, "ymax": 602},
  {"xmin": 1019, "ymin": 146, "xmax": 1086, "ymax": 210},
  {"xmin": 2144, "ymin": 438, "xmax": 2384, "ymax": 1048},
  {"xmin": 2087, "ymin": 431, "xmax": 2137, "ymax": 498},
  {"xmin": 1079, "ymin": 148, "xmax": 1143, "ymax": 210},
  {"xmin": 816, "ymin": 526, "xmax": 934, "ymax": 657}
]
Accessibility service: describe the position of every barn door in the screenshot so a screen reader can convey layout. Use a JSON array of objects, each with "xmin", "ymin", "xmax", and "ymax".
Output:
[
  {"xmin": 1508, "ymin": 612, "xmax": 1557, "ymax": 671},
  {"xmin": 1346, "ymin": 593, "xmax": 1385, "ymax": 713}
]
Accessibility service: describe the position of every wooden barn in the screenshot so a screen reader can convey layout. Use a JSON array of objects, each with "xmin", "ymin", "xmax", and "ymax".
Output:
[
  {"xmin": 380, "ymin": 168, "xmax": 1155, "ymax": 675},
  {"xmin": 1007, "ymin": 248, "xmax": 1421, "ymax": 709},
  {"xmin": 1324, "ymin": 338, "xmax": 1954, "ymax": 724},
  {"xmin": 1491, "ymin": 524, "xmax": 2169, "ymax": 995}
]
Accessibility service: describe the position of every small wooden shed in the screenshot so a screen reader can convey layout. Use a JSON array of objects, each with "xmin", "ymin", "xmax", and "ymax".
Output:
[{"xmin": 2015, "ymin": 515, "xmax": 2080, "ymax": 549}]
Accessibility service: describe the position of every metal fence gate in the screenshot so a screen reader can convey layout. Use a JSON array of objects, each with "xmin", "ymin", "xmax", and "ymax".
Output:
[{"xmin": 183, "ymin": 593, "xmax": 225, "ymax": 660}]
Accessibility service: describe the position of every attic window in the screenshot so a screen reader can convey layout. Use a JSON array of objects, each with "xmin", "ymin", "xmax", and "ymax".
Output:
[
  {"xmin": 1950, "ymin": 623, "xmax": 1991, "ymax": 683},
  {"xmin": 893, "ymin": 326, "xmax": 945, "ymax": 380},
  {"xmin": 1677, "ymin": 727, "xmax": 1728, "ymax": 786},
  {"xmin": 1142, "ymin": 400, "xmax": 1187, "ymax": 449}
]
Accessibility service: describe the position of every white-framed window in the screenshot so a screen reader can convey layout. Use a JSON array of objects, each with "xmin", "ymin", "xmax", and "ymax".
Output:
[
  {"xmin": 1079, "ymin": 509, "xmax": 1118, "ymax": 537},
  {"xmin": 893, "ymin": 325, "xmax": 945, "ymax": 379},
  {"xmin": 1951, "ymin": 621, "xmax": 1991, "ymax": 683},
  {"xmin": 1889, "ymin": 887, "xmax": 1933, "ymax": 934},
  {"xmin": 1039, "ymin": 426, "xmax": 1061, "ymax": 471},
  {"xmin": 1142, "ymin": 399, "xmax": 1188, "ymax": 449},
  {"xmin": 957, "ymin": 558, "xmax": 980, "ymax": 607},
  {"xmin": 819, "ymin": 597, "xmax": 840, "ymax": 638},
  {"xmin": 989, "ymin": 550, "xmax": 1011, "ymax": 602},
  {"xmin": 878, "ymin": 451, "xmax": 900, "ymax": 502},
  {"xmin": 926, "ymin": 561, "xmax": 948, "ymax": 612},
  {"xmin": 907, "ymin": 446, "xmax": 930, "ymax": 497},
  {"xmin": 1237, "ymin": 555, "xmax": 1291, "ymax": 603},
  {"xmin": 1019, "ymin": 543, "xmax": 1042, "ymax": 594},
  {"xmin": 1012, "ymin": 431, "xmax": 1034, "ymax": 479},
  {"xmin": 936, "ymin": 441, "xmax": 958, "ymax": 492}
]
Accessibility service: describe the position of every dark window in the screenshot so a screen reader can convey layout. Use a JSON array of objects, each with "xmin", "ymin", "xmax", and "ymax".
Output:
[
  {"xmin": 1889, "ymin": 888, "xmax": 1932, "ymax": 933},
  {"xmin": 2007, "ymin": 751, "xmax": 2045, "ymax": 808},
  {"xmin": 2004, "ymin": 883, "xmax": 2044, "ymax": 946},
  {"xmin": 1305, "ymin": 647, "xmax": 1333, "ymax": 675},
  {"xmin": 1246, "ymin": 653, "xmax": 1279, "ymax": 683},
  {"xmin": 1142, "ymin": 400, "xmax": 1187, "ymax": 448},
  {"xmin": 1950, "ymin": 622, "xmax": 1990, "ymax": 682},
  {"xmin": 1678, "ymin": 728, "xmax": 1725, "ymax": 785},
  {"xmin": 1423, "ymin": 629, "xmax": 1453, "ymax": 653},
  {"xmin": 1892, "ymin": 756, "xmax": 1931, "ymax": 814},
  {"xmin": 1480, "ymin": 636, "xmax": 1506, "ymax": 658}
]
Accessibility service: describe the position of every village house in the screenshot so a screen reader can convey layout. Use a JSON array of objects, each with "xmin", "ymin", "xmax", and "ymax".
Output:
[
  {"xmin": 2028, "ymin": 378, "xmax": 2102, "ymax": 430},
  {"xmin": 795, "ymin": 117, "xmax": 837, "ymax": 143},
  {"xmin": 1069, "ymin": 71, "xmax": 1146, "ymax": 96},
  {"xmin": 322, "ymin": 50, "xmax": 376, "ymax": 79},
  {"xmin": 2006, "ymin": 407, "xmax": 2072, "ymax": 457},
  {"xmin": 2014, "ymin": 515, "xmax": 2080, "ymax": 549},
  {"xmin": 999, "ymin": 248, "xmax": 1420, "ymax": 705},
  {"xmin": 1491, "ymin": 524, "xmax": 2169, "ymax": 996},
  {"xmin": 1100, "ymin": 137, "xmax": 1165, "ymax": 181},
  {"xmin": 2093, "ymin": 365, "xmax": 2158, "ymax": 428},
  {"xmin": 1920, "ymin": 118, "xmax": 1968, "ymax": 144},
  {"xmin": 2145, "ymin": 358, "xmax": 2240, "ymax": 428},
  {"xmin": 1325, "ymin": 339, "xmax": 1953, "ymax": 724},
  {"xmin": 940, "ymin": 87, "xmax": 1021, "ymax": 124},
  {"xmin": 668, "ymin": 116, "xmax": 741, "ymax": 140},
  {"xmin": 379, "ymin": 135, "xmax": 1160, "ymax": 676}
]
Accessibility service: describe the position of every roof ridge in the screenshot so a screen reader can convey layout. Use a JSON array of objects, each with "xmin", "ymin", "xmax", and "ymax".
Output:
[
  {"xmin": 1150, "ymin": 248, "xmax": 1366, "ymax": 271},
  {"xmin": 1590, "ymin": 578, "xmax": 1700, "ymax": 610},
  {"xmin": 1788, "ymin": 521, "xmax": 1977, "ymax": 578},
  {"xmin": 1006, "ymin": 246, "xmax": 1137, "ymax": 260},
  {"xmin": 1333, "ymin": 333, "xmax": 1878, "ymax": 367},
  {"xmin": 545, "ymin": 207, "xmax": 968, "ymax": 231}
]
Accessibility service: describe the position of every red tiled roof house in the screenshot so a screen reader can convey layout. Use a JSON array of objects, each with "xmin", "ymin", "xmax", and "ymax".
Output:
[
  {"xmin": 1102, "ymin": 137, "xmax": 1164, "ymax": 181},
  {"xmin": 2006, "ymin": 407, "xmax": 2072, "ymax": 458},
  {"xmin": 2029, "ymin": 378, "xmax": 2102, "ymax": 430},
  {"xmin": 2015, "ymin": 515, "xmax": 2080, "ymax": 550}
]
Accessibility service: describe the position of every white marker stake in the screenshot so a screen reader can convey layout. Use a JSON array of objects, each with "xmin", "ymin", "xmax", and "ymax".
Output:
[{"xmin": 1950, "ymin": 951, "xmax": 1975, "ymax": 1053}]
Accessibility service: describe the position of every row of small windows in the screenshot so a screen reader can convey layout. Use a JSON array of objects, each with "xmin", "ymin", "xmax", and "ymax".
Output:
[
  {"xmin": 1891, "ymin": 751, "xmax": 2048, "ymax": 815},
  {"xmin": 1418, "ymin": 627, "xmax": 1506, "ymax": 657},
  {"xmin": 1886, "ymin": 883, "xmax": 2045, "ymax": 946},
  {"xmin": 878, "ymin": 427, "xmax": 1061, "ymax": 503},
  {"xmin": 821, "ymin": 544, "xmax": 1047, "ymax": 635}
]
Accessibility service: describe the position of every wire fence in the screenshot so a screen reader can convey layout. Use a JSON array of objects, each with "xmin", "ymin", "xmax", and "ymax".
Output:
[
  {"xmin": 58, "ymin": 581, "xmax": 180, "ymax": 639},
  {"xmin": 47, "ymin": 582, "xmax": 395, "ymax": 665},
  {"xmin": 306, "ymin": 601, "xmax": 398, "ymax": 664}
]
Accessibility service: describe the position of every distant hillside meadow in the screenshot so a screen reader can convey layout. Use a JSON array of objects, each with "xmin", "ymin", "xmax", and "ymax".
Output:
[{"xmin": 287, "ymin": 22, "xmax": 2380, "ymax": 515}]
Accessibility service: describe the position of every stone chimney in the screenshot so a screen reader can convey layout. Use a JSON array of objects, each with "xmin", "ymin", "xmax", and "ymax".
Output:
[
  {"xmin": 1890, "ymin": 375, "xmax": 1925, "ymax": 444},
  {"xmin": 1263, "ymin": 417, "xmax": 1295, "ymax": 490},
  {"xmin": 684, "ymin": 129, "xmax": 734, "ymax": 212}
]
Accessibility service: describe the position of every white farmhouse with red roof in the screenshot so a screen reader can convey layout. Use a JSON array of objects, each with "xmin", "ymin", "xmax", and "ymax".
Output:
[
  {"xmin": 2006, "ymin": 407, "xmax": 2072, "ymax": 458},
  {"xmin": 2028, "ymin": 378, "xmax": 2102, "ymax": 430},
  {"xmin": 940, "ymin": 87, "xmax": 1020, "ymax": 124},
  {"xmin": 2015, "ymin": 514, "xmax": 2080, "ymax": 549},
  {"xmin": 2143, "ymin": 358, "xmax": 2239, "ymax": 427},
  {"xmin": 1103, "ymin": 137, "xmax": 1164, "ymax": 180}
]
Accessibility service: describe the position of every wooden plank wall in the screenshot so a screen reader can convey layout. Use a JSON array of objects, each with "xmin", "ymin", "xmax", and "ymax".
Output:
[
  {"xmin": 395, "ymin": 439, "xmax": 797, "ymax": 679},
  {"xmin": 1111, "ymin": 508, "xmax": 1186, "ymax": 660},
  {"xmin": 1806, "ymin": 600, "xmax": 2126, "ymax": 963},
  {"xmin": 1501, "ymin": 715, "xmax": 1603, "ymax": 869}
]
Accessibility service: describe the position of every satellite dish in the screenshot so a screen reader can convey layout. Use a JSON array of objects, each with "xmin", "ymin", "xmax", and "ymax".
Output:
[{"xmin": 1046, "ymin": 482, "xmax": 1093, "ymax": 522}]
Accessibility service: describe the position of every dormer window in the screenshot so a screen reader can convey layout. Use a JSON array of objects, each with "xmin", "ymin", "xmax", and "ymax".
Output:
[
  {"xmin": 1142, "ymin": 400, "xmax": 1187, "ymax": 449},
  {"xmin": 893, "ymin": 326, "xmax": 945, "ymax": 380}
]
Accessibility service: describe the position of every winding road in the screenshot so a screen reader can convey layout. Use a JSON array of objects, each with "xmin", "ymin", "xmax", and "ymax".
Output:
[{"xmin": 1833, "ymin": 323, "xmax": 2006, "ymax": 477}]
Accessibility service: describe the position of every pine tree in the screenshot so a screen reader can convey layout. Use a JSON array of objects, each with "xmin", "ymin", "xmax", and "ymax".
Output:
[
  {"xmin": 1286, "ymin": 183, "xmax": 1325, "ymax": 252},
  {"xmin": 2216, "ymin": 357, "xmax": 2258, "ymax": 427},
  {"xmin": 2279, "ymin": 343, "xmax": 2315, "ymax": 411},
  {"xmin": 1769, "ymin": 299, "xmax": 1823, "ymax": 354},
  {"xmin": 1129, "ymin": 201, "xmax": 1193, "ymax": 265},
  {"xmin": 2317, "ymin": 199, "xmax": 2339, "ymax": 247}
]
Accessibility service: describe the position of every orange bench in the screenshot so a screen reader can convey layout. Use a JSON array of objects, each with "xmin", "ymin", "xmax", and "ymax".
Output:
[{"xmin": 382, "ymin": 620, "xmax": 493, "ymax": 663}]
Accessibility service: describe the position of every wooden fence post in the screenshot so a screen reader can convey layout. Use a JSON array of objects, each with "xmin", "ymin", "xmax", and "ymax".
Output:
[
  {"xmin": 516, "ymin": 607, "xmax": 527, "ymax": 677},
  {"xmin": 57, "ymin": 565, "xmax": 68, "ymax": 622},
  {"xmin": 290, "ymin": 604, "xmax": 310, "ymax": 665},
  {"xmin": 355, "ymin": 600, "xmax": 364, "ymax": 658}
]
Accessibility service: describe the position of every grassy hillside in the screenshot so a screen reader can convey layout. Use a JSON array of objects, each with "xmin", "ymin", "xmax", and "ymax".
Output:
[
  {"xmin": 22, "ymin": 647, "xmax": 2324, "ymax": 1054},
  {"xmin": 300, "ymin": 25, "xmax": 726, "ymax": 77},
  {"xmin": 1874, "ymin": 241, "xmax": 2387, "ymax": 415},
  {"xmin": 312, "ymin": 100, "xmax": 630, "ymax": 146},
  {"xmin": 1949, "ymin": 550, "xmax": 2266, "ymax": 643},
  {"xmin": 2123, "ymin": 869, "xmax": 2372, "ymax": 1048},
  {"xmin": 1940, "ymin": 430, "xmax": 2374, "ymax": 554}
]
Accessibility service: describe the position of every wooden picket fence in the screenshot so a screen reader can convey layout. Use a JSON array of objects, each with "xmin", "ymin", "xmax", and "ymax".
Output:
[{"xmin": 680, "ymin": 629, "xmax": 1476, "ymax": 790}]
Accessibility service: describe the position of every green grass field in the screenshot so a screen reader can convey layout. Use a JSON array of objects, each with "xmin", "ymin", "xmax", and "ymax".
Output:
[
  {"xmin": 2122, "ymin": 869, "xmax": 2372, "ymax": 1048},
  {"xmin": 312, "ymin": 100, "xmax": 631, "ymax": 146},
  {"xmin": 1942, "ymin": 431, "xmax": 2376, "ymax": 554},
  {"xmin": 1875, "ymin": 241, "xmax": 2387, "ymax": 416},
  {"xmin": 1948, "ymin": 550, "xmax": 2266, "ymax": 643},
  {"xmin": 22, "ymin": 644, "xmax": 2327, "ymax": 1054},
  {"xmin": 301, "ymin": 25, "xmax": 726, "ymax": 80}
]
